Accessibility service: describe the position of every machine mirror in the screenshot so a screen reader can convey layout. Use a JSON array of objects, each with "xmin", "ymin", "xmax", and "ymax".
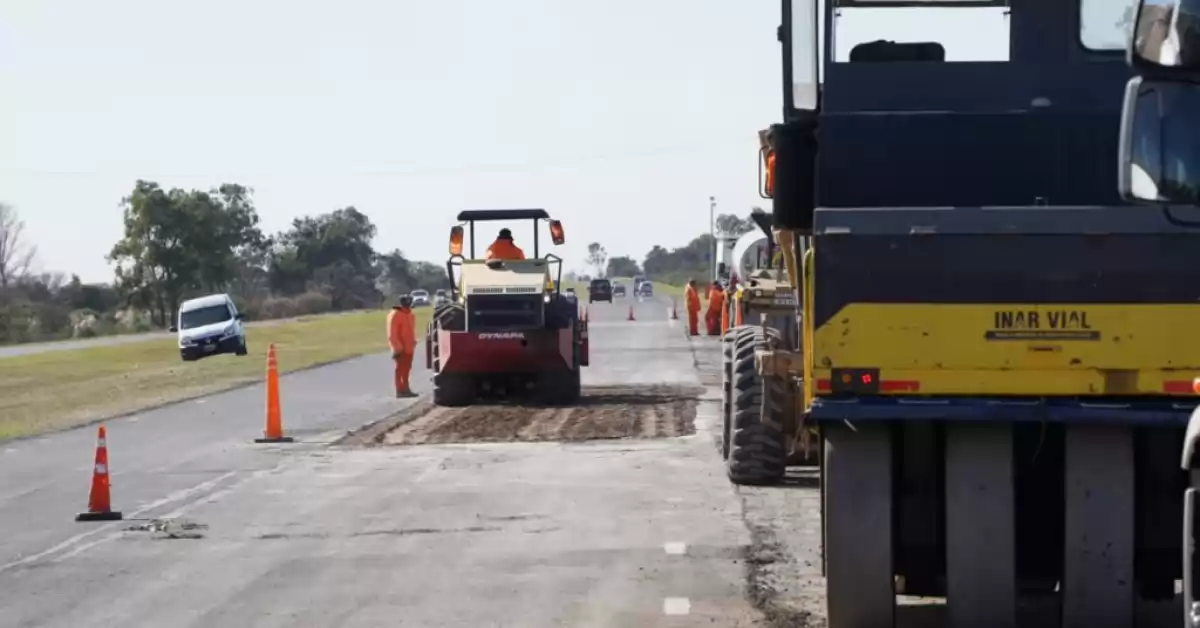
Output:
[
  {"xmin": 548, "ymin": 219, "xmax": 566, "ymax": 245},
  {"xmin": 449, "ymin": 225, "xmax": 464, "ymax": 256},
  {"xmin": 1118, "ymin": 77, "xmax": 1200, "ymax": 205},
  {"xmin": 1131, "ymin": 0, "xmax": 1200, "ymax": 71}
]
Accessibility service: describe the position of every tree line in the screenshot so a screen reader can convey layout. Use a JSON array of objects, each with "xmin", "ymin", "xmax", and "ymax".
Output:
[
  {"xmin": 0, "ymin": 181, "xmax": 450, "ymax": 345},
  {"xmin": 0, "ymin": 185, "xmax": 764, "ymax": 346}
]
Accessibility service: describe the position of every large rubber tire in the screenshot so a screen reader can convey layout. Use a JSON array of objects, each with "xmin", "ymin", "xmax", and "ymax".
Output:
[
  {"xmin": 538, "ymin": 335, "xmax": 582, "ymax": 405},
  {"xmin": 431, "ymin": 325, "xmax": 473, "ymax": 406},
  {"xmin": 727, "ymin": 327, "xmax": 788, "ymax": 485},
  {"xmin": 721, "ymin": 325, "xmax": 755, "ymax": 460},
  {"xmin": 236, "ymin": 339, "xmax": 248, "ymax": 356},
  {"xmin": 538, "ymin": 368, "xmax": 581, "ymax": 406}
]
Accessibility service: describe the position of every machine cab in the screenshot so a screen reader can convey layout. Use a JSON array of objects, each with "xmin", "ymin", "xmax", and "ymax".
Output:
[
  {"xmin": 446, "ymin": 209, "xmax": 567, "ymax": 302},
  {"xmin": 767, "ymin": 0, "xmax": 1136, "ymax": 231}
]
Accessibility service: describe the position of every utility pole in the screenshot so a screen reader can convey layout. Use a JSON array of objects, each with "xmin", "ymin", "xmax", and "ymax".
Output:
[{"xmin": 709, "ymin": 196, "xmax": 717, "ymax": 281}]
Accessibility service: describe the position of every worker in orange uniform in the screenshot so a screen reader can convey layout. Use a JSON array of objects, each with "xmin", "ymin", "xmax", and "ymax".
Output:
[
  {"xmin": 683, "ymin": 278, "xmax": 701, "ymax": 336},
  {"xmin": 705, "ymin": 281, "xmax": 724, "ymax": 336},
  {"xmin": 485, "ymin": 228, "xmax": 526, "ymax": 261},
  {"xmin": 387, "ymin": 295, "xmax": 418, "ymax": 398}
]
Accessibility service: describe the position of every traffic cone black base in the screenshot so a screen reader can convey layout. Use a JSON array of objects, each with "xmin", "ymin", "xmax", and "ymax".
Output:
[
  {"xmin": 254, "ymin": 436, "xmax": 295, "ymax": 443},
  {"xmin": 76, "ymin": 510, "xmax": 123, "ymax": 522}
]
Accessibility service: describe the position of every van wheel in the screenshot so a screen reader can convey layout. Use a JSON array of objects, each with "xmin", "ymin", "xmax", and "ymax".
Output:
[{"xmin": 236, "ymin": 340, "xmax": 248, "ymax": 356}]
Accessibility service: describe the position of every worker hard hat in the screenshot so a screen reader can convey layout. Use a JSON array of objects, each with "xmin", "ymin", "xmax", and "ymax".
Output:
[
  {"xmin": 498, "ymin": 228, "xmax": 513, "ymax": 240},
  {"xmin": 396, "ymin": 295, "xmax": 413, "ymax": 308}
]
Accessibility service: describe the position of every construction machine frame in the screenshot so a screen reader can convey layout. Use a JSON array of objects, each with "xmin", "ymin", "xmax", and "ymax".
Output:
[
  {"xmin": 735, "ymin": 0, "xmax": 1200, "ymax": 626},
  {"xmin": 720, "ymin": 210, "xmax": 815, "ymax": 482},
  {"xmin": 426, "ymin": 209, "xmax": 588, "ymax": 406}
]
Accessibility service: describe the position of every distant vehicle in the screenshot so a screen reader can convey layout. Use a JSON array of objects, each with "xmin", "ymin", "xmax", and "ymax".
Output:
[
  {"xmin": 637, "ymin": 281, "xmax": 654, "ymax": 297},
  {"xmin": 588, "ymin": 278, "xmax": 613, "ymax": 303},
  {"xmin": 632, "ymin": 273, "xmax": 647, "ymax": 291},
  {"xmin": 564, "ymin": 287, "xmax": 578, "ymax": 303},
  {"xmin": 612, "ymin": 281, "xmax": 626, "ymax": 297},
  {"xmin": 434, "ymin": 289, "xmax": 450, "ymax": 306},
  {"xmin": 170, "ymin": 293, "xmax": 247, "ymax": 362},
  {"xmin": 411, "ymin": 289, "xmax": 431, "ymax": 307}
]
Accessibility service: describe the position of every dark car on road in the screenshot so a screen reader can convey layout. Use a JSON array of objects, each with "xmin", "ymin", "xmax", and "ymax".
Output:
[{"xmin": 588, "ymin": 278, "xmax": 613, "ymax": 303}]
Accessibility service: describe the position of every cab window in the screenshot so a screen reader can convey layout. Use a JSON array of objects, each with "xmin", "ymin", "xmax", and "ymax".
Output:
[{"xmin": 1079, "ymin": 0, "xmax": 1137, "ymax": 50}]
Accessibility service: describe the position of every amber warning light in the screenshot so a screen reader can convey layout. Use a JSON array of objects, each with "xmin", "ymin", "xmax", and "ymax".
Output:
[
  {"xmin": 548, "ymin": 219, "xmax": 565, "ymax": 246},
  {"xmin": 1193, "ymin": 377, "xmax": 1200, "ymax": 394},
  {"xmin": 449, "ymin": 225, "xmax": 464, "ymax": 256},
  {"xmin": 757, "ymin": 128, "xmax": 775, "ymax": 199}
]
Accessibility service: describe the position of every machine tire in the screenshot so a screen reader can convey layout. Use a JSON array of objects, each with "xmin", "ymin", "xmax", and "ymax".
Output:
[
  {"xmin": 539, "ymin": 368, "xmax": 581, "ymax": 406},
  {"xmin": 430, "ymin": 324, "xmax": 473, "ymax": 406},
  {"xmin": 727, "ymin": 327, "xmax": 787, "ymax": 485},
  {"xmin": 538, "ymin": 339, "xmax": 582, "ymax": 405},
  {"xmin": 721, "ymin": 325, "xmax": 755, "ymax": 460},
  {"xmin": 433, "ymin": 376, "xmax": 473, "ymax": 406}
]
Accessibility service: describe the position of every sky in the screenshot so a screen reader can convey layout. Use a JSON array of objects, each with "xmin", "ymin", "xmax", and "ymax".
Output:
[{"xmin": 0, "ymin": 0, "xmax": 1129, "ymax": 282}]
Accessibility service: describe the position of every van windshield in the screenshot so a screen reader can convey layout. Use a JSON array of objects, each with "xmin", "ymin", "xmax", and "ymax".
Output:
[{"xmin": 180, "ymin": 305, "xmax": 233, "ymax": 330}]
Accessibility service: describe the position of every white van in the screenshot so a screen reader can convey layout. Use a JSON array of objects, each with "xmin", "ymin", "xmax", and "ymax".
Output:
[{"xmin": 170, "ymin": 293, "xmax": 248, "ymax": 362}]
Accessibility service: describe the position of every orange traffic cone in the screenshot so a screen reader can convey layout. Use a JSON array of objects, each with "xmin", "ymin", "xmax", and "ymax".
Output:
[
  {"xmin": 627, "ymin": 305, "xmax": 636, "ymax": 321},
  {"xmin": 76, "ymin": 425, "xmax": 122, "ymax": 521},
  {"xmin": 255, "ymin": 344, "xmax": 294, "ymax": 443},
  {"xmin": 671, "ymin": 300, "xmax": 679, "ymax": 320}
]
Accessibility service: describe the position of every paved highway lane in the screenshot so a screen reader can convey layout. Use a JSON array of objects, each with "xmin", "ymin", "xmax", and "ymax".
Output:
[
  {"xmin": 0, "ymin": 330, "xmax": 171, "ymax": 358},
  {"xmin": 0, "ymin": 294, "xmax": 757, "ymax": 627}
]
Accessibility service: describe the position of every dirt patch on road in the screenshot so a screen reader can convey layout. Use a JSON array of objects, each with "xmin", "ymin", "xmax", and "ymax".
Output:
[{"xmin": 356, "ymin": 385, "xmax": 700, "ymax": 446}]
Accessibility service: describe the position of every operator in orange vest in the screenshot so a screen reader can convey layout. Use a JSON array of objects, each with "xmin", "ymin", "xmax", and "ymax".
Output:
[
  {"xmin": 705, "ymin": 280, "xmax": 724, "ymax": 336},
  {"xmin": 683, "ymin": 278, "xmax": 701, "ymax": 336},
  {"xmin": 485, "ymin": 228, "xmax": 526, "ymax": 261},
  {"xmin": 387, "ymin": 295, "xmax": 418, "ymax": 398}
]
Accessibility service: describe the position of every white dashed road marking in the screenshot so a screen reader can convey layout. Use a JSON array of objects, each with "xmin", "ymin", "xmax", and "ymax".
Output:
[
  {"xmin": 663, "ymin": 597, "xmax": 691, "ymax": 615},
  {"xmin": 663, "ymin": 542, "xmax": 687, "ymax": 555}
]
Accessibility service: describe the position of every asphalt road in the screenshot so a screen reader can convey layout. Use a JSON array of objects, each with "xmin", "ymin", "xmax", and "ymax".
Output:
[
  {"xmin": 0, "ymin": 294, "xmax": 760, "ymax": 627},
  {"xmin": 0, "ymin": 311, "xmax": 368, "ymax": 359},
  {"xmin": 0, "ymin": 330, "xmax": 172, "ymax": 358}
]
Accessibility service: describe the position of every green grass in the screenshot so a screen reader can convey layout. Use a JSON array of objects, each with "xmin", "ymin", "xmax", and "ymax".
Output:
[{"xmin": 0, "ymin": 308, "xmax": 431, "ymax": 441}]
